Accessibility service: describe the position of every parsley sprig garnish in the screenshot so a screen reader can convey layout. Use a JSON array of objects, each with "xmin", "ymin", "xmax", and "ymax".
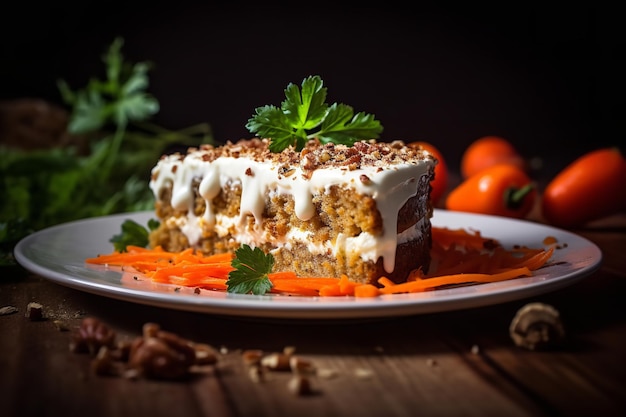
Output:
[
  {"xmin": 246, "ymin": 75, "xmax": 383, "ymax": 152},
  {"xmin": 226, "ymin": 245, "xmax": 274, "ymax": 295}
]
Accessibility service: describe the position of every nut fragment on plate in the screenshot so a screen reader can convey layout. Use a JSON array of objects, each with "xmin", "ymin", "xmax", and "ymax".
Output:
[{"xmin": 509, "ymin": 302, "xmax": 566, "ymax": 350}]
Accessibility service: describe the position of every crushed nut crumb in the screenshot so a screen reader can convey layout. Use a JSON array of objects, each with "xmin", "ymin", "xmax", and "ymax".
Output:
[
  {"xmin": 354, "ymin": 368, "xmax": 374, "ymax": 379},
  {"xmin": 242, "ymin": 349, "xmax": 264, "ymax": 367},
  {"xmin": 0, "ymin": 305, "xmax": 18, "ymax": 315},
  {"xmin": 316, "ymin": 368, "xmax": 339, "ymax": 379},
  {"xmin": 25, "ymin": 302, "xmax": 44, "ymax": 321},
  {"xmin": 287, "ymin": 375, "xmax": 313, "ymax": 396},
  {"xmin": 192, "ymin": 342, "xmax": 219, "ymax": 365},
  {"xmin": 283, "ymin": 345, "xmax": 296, "ymax": 356},
  {"xmin": 289, "ymin": 356, "xmax": 316, "ymax": 375},
  {"xmin": 261, "ymin": 352, "xmax": 291, "ymax": 371},
  {"xmin": 91, "ymin": 346, "xmax": 124, "ymax": 377},
  {"xmin": 53, "ymin": 320, "xmax": 70, "ymax": 331},
  {"xmin": 248, "ymin": 365, "xmax": 265, "ymax": 383}
]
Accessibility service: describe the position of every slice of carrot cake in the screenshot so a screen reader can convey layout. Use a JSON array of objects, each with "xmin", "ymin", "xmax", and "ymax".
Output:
[{"xmin": 148, "ymin": 137, "xmax": 436, "ymax": 285}]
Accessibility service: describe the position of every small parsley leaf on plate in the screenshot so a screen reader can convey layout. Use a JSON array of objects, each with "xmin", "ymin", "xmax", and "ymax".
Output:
[
  {"xmin": 226, "ymin": 244, "xmax": 274, "ymax": 295},
  {"xmin": 246, "ymin": 75, "xmax": 383, "ymax": 152}
]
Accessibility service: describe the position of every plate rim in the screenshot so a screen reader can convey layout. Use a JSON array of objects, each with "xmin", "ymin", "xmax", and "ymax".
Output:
[{"xmin": 13, "ymin": 209, "xmax": 603, "ymax": 320}]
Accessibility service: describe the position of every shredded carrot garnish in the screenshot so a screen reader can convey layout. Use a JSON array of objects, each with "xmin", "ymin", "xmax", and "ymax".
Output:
[
  {"xmin": 86, "ymin": 226, "xmax": 556, "ymax": 298},
  {"xmin": 379, "ymin": 267, "xmax": 533, "ymax": 295}
]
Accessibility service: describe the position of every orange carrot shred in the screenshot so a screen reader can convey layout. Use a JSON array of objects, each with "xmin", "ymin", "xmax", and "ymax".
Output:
[
  {"xmin": 377, "ymin": 276, "xmax": 396, "ymax": 288},
  {"xmin": 354, "ymin": 284, "xmax": 381, "ymax": 298},
  {"xmin": 85, "ymin": 226, "xmax": 555, "ymax": 298},
  {"xmin": 379, "ymin": 267, "xmax": 533, "ymax": 295}
]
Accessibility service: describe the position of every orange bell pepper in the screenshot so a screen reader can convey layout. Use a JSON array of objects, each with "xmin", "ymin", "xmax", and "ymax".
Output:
[{"xmin": 445, "ymin": 164, "xmax": 536, "ymax": 219}]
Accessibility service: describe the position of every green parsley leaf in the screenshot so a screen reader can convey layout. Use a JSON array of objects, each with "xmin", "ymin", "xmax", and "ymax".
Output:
[
  {"xmin": 226, "ymin": 244, "xmax": 274, "ymax": 295},
  {"xmin": 110, "ymin": 218, "xmax": 160, "ymax": 252},
  {"xmin": 246, "ymin": 75, "xmax": 383, "ymax": 152}
]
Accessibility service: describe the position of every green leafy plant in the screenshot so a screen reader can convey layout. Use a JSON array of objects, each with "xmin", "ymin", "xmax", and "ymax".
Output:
[
  {"xmin": 246, "ymin": 75, "xmax": 383, "ymax": 152},
  {"xmin": 226, "ymin": 244, "xmax": 274, "ymax": 295},
  {"xmin": 0, "ymin": 37, "xmax": 213, "ymax": 266}
]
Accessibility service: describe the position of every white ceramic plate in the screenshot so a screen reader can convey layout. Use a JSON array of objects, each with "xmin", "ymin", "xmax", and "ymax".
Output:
[{"xmin": 14, "ymin": 210, "xmax": 602, "ymax": 320}]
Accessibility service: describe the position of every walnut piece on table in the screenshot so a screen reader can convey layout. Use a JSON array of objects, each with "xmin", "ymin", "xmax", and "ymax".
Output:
[
  {"xmin": 69, "ymin": 318, "xmax": 220, "ymax": 380},
  {"xmin": 509, "ymin": 302, "xmax": 566, "ymax": 350}
]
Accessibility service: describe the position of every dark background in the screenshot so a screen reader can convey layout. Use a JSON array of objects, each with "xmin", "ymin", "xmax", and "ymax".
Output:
[{"xmin": 1, "ymin": 3, "xmax": 624, "ymax": 180}]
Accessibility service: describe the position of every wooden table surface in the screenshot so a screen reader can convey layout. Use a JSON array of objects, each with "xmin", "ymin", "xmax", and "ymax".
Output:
[{"xmin": 1, "ymin": 210, "xmax": 625, "ymax": 417}]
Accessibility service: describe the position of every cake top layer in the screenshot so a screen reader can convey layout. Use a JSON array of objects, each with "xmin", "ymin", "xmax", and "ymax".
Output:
[{"xmin": 159, "ymin": 138, "xmax": 435, "ymax": 179}]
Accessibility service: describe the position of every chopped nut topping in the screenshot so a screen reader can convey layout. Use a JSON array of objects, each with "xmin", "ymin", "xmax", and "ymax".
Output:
[{"xmin": 160, "ymin": 137, "xmax": 432, "ymax": 178}]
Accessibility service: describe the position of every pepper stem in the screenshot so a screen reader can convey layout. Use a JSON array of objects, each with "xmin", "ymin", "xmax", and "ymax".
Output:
[{"xmin": 504, "ymin": 183, "xmax": 534, "ymax": 210}]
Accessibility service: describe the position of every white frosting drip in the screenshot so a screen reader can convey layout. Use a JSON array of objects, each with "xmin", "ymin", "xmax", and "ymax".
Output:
[{"xmin": 150, "ymin": 150, "xmax": 432, "ymax": 273}]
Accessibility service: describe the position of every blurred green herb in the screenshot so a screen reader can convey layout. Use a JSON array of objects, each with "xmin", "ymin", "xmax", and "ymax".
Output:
[
  {"xmin": 226, "ymin": 244, "xmax": 274, "ymax": 295},
  {"xmin": 246, "ymin": 75, "xmax": 383, "ymax": 152},
  {"xmin": 1, "ymin": 37, "xmax": 213, "ymax": 266},
  {"xmin": 110, "ymin": 218, "xmax": 160, "ymax": 252}
]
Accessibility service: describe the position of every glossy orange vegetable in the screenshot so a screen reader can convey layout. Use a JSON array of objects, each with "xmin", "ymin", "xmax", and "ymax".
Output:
[
  {"xmin": 446, "ymin": 164, "xmax": 536, "ymax": 219},
  {"xmin": 541, "ymin": 147, "xmax": 626, "ymax": 228},
  {"xmin": 461, "ymin": 136, "xmax": 526, "ymax": 179},
  {"xmin": 409, "ymin": 141, "xmax": 449, "ymax": 206}
]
